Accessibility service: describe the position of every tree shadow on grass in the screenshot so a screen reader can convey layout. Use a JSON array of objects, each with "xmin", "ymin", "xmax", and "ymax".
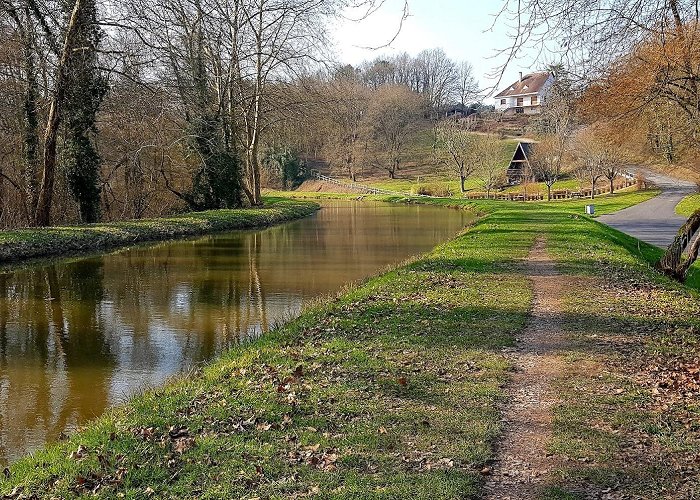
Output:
[{"xmin": 534, "ymin": 303, "xmax": 700, "ymax": 498}]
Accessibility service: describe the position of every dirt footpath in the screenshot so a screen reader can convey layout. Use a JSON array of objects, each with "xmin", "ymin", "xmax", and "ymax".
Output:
[{"xmin": 484, "ymin": 238, "xmax": 568, "ymax": 499}]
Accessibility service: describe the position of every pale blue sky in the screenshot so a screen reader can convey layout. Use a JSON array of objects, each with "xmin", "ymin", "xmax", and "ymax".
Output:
[{"xmin": 332, "ymin": 0, "xmax": 547, "ymax": 97}]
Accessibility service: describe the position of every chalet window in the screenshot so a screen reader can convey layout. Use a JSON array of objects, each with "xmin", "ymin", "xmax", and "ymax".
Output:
[
  {"xmin": 531, "ymin": 96, "xmax": 538, "ymax": 105},
  {"xmin": 500, "ymin": 99, "xmax": 506, "ymax": 105},
  {"xmin": 516, "ymin": 97, "xmax": 524, "ymax": 106}
]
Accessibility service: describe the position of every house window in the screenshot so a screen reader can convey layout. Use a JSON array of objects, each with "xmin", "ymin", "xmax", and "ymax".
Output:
[
  {"xmin": 531, "ymin": 96, "xmax": 538, "ymax": 105},
  {"xmin": 500, "ymin": 99, "xmax": 506, "ymax": 105},
  {"xmin": 516, "ymin": 97, "xmax": 524, "ymax": 106}
]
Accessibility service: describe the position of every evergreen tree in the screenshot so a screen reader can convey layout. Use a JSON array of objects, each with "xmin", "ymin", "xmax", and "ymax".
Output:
[
  {"xmin": 263, "ymin": 148, "xmax": 307, "ymax": 190},
  {"xmin": 185, "ymin": 115, "xmax": 243, "ymax": 210}
]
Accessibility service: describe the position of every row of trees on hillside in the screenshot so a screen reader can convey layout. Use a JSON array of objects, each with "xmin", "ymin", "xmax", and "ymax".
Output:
[
  {"xmin": 1, "ymin": 0, "xmax": 434, "ymax": 229},
  {"xmin": 303, "ymin": 82, "xmax": 425, "ymax": 183},
  {"xmin": 266, "ymin": 49, "xmax": 481, "ymax": 185},
  {"xmin": 355, "ymin": 49, "xmax": 479, "ymax": 110}
]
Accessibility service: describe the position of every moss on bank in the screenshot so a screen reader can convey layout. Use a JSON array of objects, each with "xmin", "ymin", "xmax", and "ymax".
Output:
[
  {"xmin": 0, "ymin": 198, "xmax": 319, "ymax": 265},
  {"xmin": 3, "ymin": 190, "xmax": 699, "ymax": 498}
]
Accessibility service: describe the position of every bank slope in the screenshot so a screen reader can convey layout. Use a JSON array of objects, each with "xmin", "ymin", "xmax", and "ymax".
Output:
[
  {"xmin": 1, "ymin": 202, "xmax": 536, "ymax": 499},
  {"xmin": 0, "ymin": 197, "xmax": 319, "ymax": 265}
]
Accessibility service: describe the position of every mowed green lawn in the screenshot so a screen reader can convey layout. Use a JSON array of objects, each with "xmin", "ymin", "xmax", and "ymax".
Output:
[
  {"xmin": 676, "ymin": 193, "xmax": 700, "ymax": 216},
  {"xmin": 354, "ymin": 130, "xmax": 520, "ymax": 197},
  {"xmin": 3, "ymin": 190, "xmax": 700, "ymax": 498}
]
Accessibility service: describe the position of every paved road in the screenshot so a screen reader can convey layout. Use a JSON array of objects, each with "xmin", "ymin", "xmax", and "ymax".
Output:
[{"xmin": 597, "ymin": 169, "xmax": 697, "ymax": 248}]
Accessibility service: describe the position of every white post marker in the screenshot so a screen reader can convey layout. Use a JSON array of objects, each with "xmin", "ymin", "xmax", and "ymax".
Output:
[{"xmin": 585, "ymin": 204, "xmax": 595, "ymax": 215}]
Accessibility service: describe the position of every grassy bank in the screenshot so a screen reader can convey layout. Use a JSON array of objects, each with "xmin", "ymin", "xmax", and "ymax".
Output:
[
  {"xmin": 0, "ymin": 198, "xmax": 319, "ymax": 265},
  {"xmin": 542, "ymin": 205, "xmax": 700, "ymax": 498},
  {"xmin": 3, "ymin": 195, "xmax": 537, "ymax": 498},
  {"xmin": 676, "ymin": 193, "xmax": 700, "ymax": 216},
  {"xmin": 7, "ymin": 189, "xmax": 696, "ymax": 499},
  {"xmin": 267, "ymin": 188, "xmax": 659, "ymax": 215}
]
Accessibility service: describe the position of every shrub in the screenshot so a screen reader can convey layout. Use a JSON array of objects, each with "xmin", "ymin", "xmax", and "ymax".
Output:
[
  {"xmin": 263, "ymin": 148, "xmax": 308, "ymax": 189},
  {"xmin": 411, "ymin": 182, "xmax": 454, "ymax": 197}
]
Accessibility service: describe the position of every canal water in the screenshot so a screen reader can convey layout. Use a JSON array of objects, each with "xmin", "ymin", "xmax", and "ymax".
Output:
[{"xmin": 0, "ymin": 201, "xmax": 473, "ymax": 464}]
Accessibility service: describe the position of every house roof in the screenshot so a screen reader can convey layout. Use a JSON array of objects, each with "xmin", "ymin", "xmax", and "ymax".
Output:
[{"xmin": 495, "ymin": 72, "xmax": 551, "ymax": 98}]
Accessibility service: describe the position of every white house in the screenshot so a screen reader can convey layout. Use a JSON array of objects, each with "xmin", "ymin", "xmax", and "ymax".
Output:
[{"xmin": 494, "ymin": 72, "xmax": 554, "ymax": 115}]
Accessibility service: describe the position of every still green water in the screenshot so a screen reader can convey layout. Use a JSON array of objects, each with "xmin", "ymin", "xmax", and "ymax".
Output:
[{"xmin": 0, "ymin": 201, "xmax": 473, "ymax": 464}]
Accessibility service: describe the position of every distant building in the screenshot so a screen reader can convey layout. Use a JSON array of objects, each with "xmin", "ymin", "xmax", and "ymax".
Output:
[
  {"xmin": 494, "ymin": 72, "xmax": 554, "ymax": 115},
  {"xmin": 444, "ymin": 103, "xmax": 470, "ymax": 118}
]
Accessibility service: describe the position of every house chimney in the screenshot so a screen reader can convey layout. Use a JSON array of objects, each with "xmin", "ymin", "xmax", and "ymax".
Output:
[{"xmin": 519, "ymin": 71, "xmax": 523, "ymax": 81}]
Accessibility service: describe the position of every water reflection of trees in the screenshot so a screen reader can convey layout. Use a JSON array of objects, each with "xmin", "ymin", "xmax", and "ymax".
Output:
[
  {"xmin": 0, "ymin": 202, "xmax": 470, "ymax": 464},
  {"xmin": 0, "ymin": 260, "xmax": 114, "ymax": 465},
  {"xmin": 0, "ymin": 228, "xmax": 296, "ymax": 464}
]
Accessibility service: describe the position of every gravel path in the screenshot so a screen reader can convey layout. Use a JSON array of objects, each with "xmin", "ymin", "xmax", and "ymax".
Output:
[
  {"xmin": 597, "ymin": 169, "xmax": 696, "ymax": 248},
  {"xmin": 484, "ymin": 238, "xmax": 567, "ymax": 499}
]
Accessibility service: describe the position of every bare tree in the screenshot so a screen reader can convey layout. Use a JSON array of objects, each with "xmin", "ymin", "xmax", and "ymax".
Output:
[
  {"xmin": 495, "ymin": 0, "xmax": 690, "ymax": 82},
  {"xmin": 415, "ymin": 48, "xmax": 459, "ymax": 113},
  {"xmin": 365, "ymin": 85, "xmax": 423, "ymax": 179},
  {"xmin": 457, "ymin": 61, "xmax": 478, "ymax": 107},
  {"xmin": 529, "ymin": 75, "xmax": 576, "ymax": 201},
  {"xmin": 530, "ymin": 137, "xmax": 565, "ymax": 201},
  {"xmin": 320, "ymin": 77, "xmax": 369, "ymax": 181},
  {"xmin": 603, "ymin": 162, "xmax": 624, "ymax": 194},
  {"xmin": 476, "ymin": 134, "xmax": 506, "ymax": 198},
  {"xmin": 574, "ymin": 134, "xmax": 615, "ymax": 199},
  {"xmin": 436, "ymin": 124, "xmax": 478, "ymax": 193},
  {"xmin": 436, "ymin": 125, "xmax": 502, "ymax": 194}
]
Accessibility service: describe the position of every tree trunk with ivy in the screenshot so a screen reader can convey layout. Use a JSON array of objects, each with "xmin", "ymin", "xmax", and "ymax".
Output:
[
  {"xmin": 34, "ymin": 0, "xmax": 88, "ymax": 227},
  {"xmin": 62, "ymin": 0, "xmax": 108, "ymax": 224},
  {"xmin": 22, "ymin": 10, "xmax": 40, "ymax": 222}
]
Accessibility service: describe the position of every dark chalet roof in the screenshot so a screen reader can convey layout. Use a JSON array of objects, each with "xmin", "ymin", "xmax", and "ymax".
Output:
[
  {"xmin": 507, "ymin": 141, "xmax": 536, "ymax": 182},
  {"xmin": 495, "ymin": 72, "xmax": 551, "ymax": 98}
]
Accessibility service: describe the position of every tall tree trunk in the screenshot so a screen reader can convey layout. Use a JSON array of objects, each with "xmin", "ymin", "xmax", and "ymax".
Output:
[
  {"xmin": 245, "ymin": 1, "xmax": 264, "ymax": 207},
  {"xmin": 35, "ymin": 0, "xmax": 86, "ymax": 227},
  {"xmin": 23, "ymin": 9, "xmax": 40, "ymax": 221},
  {"xmin": 252, "ymin": 154, "xmax": 262, "ymax": 205},
  {"xmin": 609, "ymin": 177, "xmax": 614, "ymax": 194}
]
